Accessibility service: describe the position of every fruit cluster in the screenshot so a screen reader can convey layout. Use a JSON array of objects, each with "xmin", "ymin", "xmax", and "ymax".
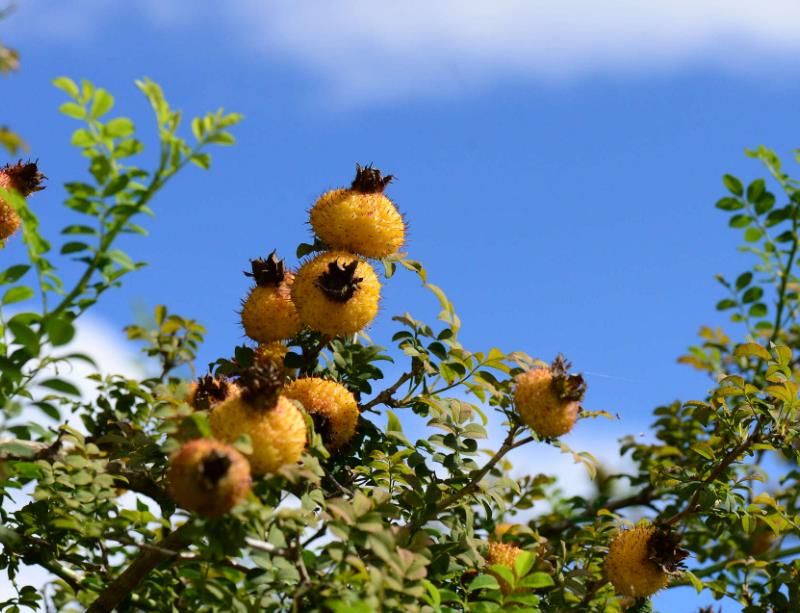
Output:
[
  {"xmin": 164, "ymin": 165, "xmax": 687, "ymax": 601},
  {"xmin": 169, "ymin": 164, "xmax": 404, "ymax": 515}
]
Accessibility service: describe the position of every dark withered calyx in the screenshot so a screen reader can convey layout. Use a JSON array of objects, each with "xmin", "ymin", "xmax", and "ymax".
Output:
[
  {"xmin": 237, "ymin": 362, "xmax": 283, "ymax": 408},
  {"xmin": 315, "ymin": 259, "xmax": 363, "ymax": 303},
  {"xmin": 549, "ymin": 354, "xmax": 587, "ymax": 402},
  {"xmin": 199, "ymin": 450, "xmax": 232, "ymax": 487},
  {"xmin": 194, "ymin": 375, "xmax": 231, "ymax": 410},
  {"xmin": 311, "ymin": 412, "xmax": 333, "ymax": 446},
  {"xmin": 647, "ymin": 527, "xmax": 689, "ymax": 574},
  {"xmin": 350, "ymin": 163, "xmax": 393, "ymax": 194},
  {"xmin": 245, "ymin": 250, "xmax": 287, "ymax": 286},
  {"xmin": 1, "ymin": 160, "xmax": 46, "ymax": 196}
]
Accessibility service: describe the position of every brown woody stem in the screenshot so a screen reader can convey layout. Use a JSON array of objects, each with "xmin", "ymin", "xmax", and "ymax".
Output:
[{"xmin": 86, "ymin": 523, "xmax": 192, "ymax": 613}]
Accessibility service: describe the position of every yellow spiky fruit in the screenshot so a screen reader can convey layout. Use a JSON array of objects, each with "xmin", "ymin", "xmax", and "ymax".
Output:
[
  {"xmin": 486, "ymin": 541, "xmax": 523, "ymax": 594},
  {"xmin": 0, "ymin": 160, "xmax": 46, "ymax": 241},
  {"xmin": 186, "ymin": 375, "xmax": 239, "ymax": 411},
  {"xmin": 514, "ymin": 354, "xmax": 586, "ymax": 438},
  {"xmin": 167, "ymin": 439, "xmax": 252, "ymax": 517},
  {"xmin": 604, "ymin": 524, "xmax": 687, "ymax": 598},
  {"xmin": 209, "ymin": 364, "xmax": 306, "ymax": 475},
  {"xmin": 240, "ymin": 251, "xmax": 302, "ymax": 343},
  {"xmin": 310, "ymin": 164, "xmax": 405, "ymax": 258},
  {"xmin": 291, "ymin": 250, "xmax": 380, "ymax": 336},
  {"xmin": 283, "ymin": 377, "xmax": 359, "ymax": 452}
]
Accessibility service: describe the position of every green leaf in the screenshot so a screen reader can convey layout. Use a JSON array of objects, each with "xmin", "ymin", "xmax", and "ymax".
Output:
[
  {"xmin": 773, "ymin": 345, "xmax": 792, "ymax": 366},
  {"xmin": 744, "ymin": 227, "xmax": 764, "ymax": 243},
  {"xmin": 2, "ymin": 286, "xmax": 34, "ymax": 305},
  {"xmin": 723, "ymin": 173, "xmax": 743, "ymax": 196},
  {"xmin": 39, "ymin": 378, "xmax": 81, "ymax": 396},
  {"xmin": 70, "ymin": 129, "xmax": 94, "ymax": 147},
  {"xmin": 104, "ymin": 117, "xmax": 134, "ymax": 138},
  {"xmin": 60, "ymin": 241, "xmax": 89, "ymax": 255},
  {"xmin": 44, "ymin": 317, "xmax": 75, "ymax": 346},
  {"xmin": 741, "ymin": 286, "xmax": 763, "ymax": 304},
  {"xmin": 206, "ymin": 131, "xmax": 236, "ymax": 145},
  {"xmin": 102, "ymin": 174, "xmax": 130, "ymax": 197},
  {"xmin": 468, "ymin": 574, "xmax": 500, "ymax": 592},
  {"xmin": 684, "ymin": 571, "xmax": 705, "ymax": 594},
  {"xmin": 519, "ymin": 572, "xmax": 554, "ymax": 589},
  {"xmin": 729, "ymin": 214, "xmax": 751, "ymax": 228},
  {"xmin": 189, "ymin": 153, "xmax": 211, "ymax": 170},
  {"xmin": 690, "ymin": 442, "xmax": 715, "ymax": 460},
  {"xmin": 59, "ymin": 102, "xmax": 85, "ymax": 120},
  {"xmin": 735, "ymin": 272, "xmax": 753, "ymax": 291},
  {"xmin": 90, "ymin": 88, "xmax": 114, "ymax": 118},
  {"xmin": 746, "ymin": 179, "xmax": 765, "ymax": 204},
  {"xmin": 513, "ymin": 551, "xmax": 535, "ymax": 578},
  {"xmin": 386, "ymin": 410, "xmax": 403, "ymax": 433},
  {"xmin": 0, "ymin": 441, "xmax": 36, "ymax": 458},
  {"xmin": 715, "ymin": 197, "xmax": 743, "ymax": 211},
  {"xmin": 0, "ymin": 264, "xmax": 30, "ymax": 285},
  {"xmin": 53, "ymin": 76, "xmax": 80, "ymax": 99},
  {"xmin": 734, "ymin": 342, "xmax": 771, "ymax": 361}
]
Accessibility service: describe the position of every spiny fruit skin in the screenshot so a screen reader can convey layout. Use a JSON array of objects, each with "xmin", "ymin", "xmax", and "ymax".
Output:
[
  {"xmin": 209, "ymin": 364, "xmax": 306, "ymax": 475},
  {"xmin": 0, "ymin": 160, "xmax": 46, "ymax": 241},
  {"xmin": 604, "ymin": 524, "xmax": 687, "ymax": 598},
  {"xmin": 291, "ymin": 250, "xmax": 381, "ymax": 336},
  {"xmin": 167, "ymin": 439, "xmax": 251, "ymax": 517},
  {"xmin": 310, "ymin": 164, "xmax": 405, "ymax": 259},
  {"xmin": 186, "ymin": 375, "xmax": 238, "ymax": 411},
  {"xmin": 486, "ymin": 541, "xmax": 523, "ymax": 594},
  {"xmin": 283, "ymin": 377, "xmax": 359, "ymax": 452},
  {"xmin": 514, "ymin": 354, "xmax": 586, "ymax": 438},
  {"xmin": 209, "ymin": 395, "xmax": 306, "ymax": 475},
  {"xmin": 240, "ymin": 252, "xmax": 302, "ymax": 343}
]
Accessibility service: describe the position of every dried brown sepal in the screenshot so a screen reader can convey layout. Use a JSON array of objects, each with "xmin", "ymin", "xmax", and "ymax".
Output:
[
  {"xmin": 199, "ymin": 449, "xmax": 232, "ymax": 487},
  {"xmin": 549, "ymin": 353, "xmax": 587, "ymax": 402},
  {"xmin": 245, "ymin": 250, "xmax": 287, "ymax": 287},
  {"xmin": 311, "ymin": 412, "xmax": 333, "ymax": 446},
  {"xmin": 315, "ymin": 259, "xmax": 363, "ymax": 303},
  {"xmin": 350, "ymin": 163, "xmax": 393, "ymax": 193},
  {"xmin": 236, "ymin": 362, "xmax": 284, "ymax": 408},
  {"xmin": 194, "ymin": 375, "xmax": 232, "ymax": 411},
  {"xmin": 648, "ymin": 526, "xmax": 688, "ymax": 575},
  {"xmin": 0, "ymin": 160, "xmax": 46, "ymax": 196}
]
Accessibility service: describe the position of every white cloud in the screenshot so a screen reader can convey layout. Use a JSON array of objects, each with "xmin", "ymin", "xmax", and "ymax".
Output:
[
  {"xmin": 9, "ymin": 1, "xmax": 800, "ymax": 105},
  {"xmin": 229, "ymin": 0, "xmax": 800, "ymax": 103}
]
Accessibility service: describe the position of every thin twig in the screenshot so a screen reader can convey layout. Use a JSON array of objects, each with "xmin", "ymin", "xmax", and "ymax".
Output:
[
  {"xmin": 434, "ymin": 426, "xmax": 530, "ymax": 515},
  {"xmin": 360, "ymin": 370, "xmax": 414, "ymax": 412},
  {"xmin": 663, "ymin": 429, "xmax": 762, "ymax": 526}
]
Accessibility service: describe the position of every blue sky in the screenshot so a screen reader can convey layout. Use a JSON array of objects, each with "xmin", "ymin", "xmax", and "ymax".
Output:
[{"xmin": 6, "ymin": 2, "xmax": 800, "ymax": 609}]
